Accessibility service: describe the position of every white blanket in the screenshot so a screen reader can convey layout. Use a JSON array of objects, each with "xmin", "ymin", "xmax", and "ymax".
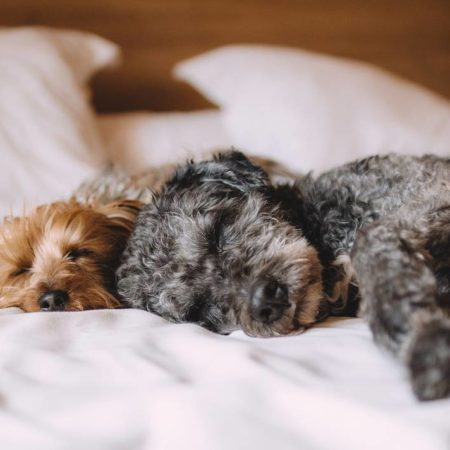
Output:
[{"xmin": 1, "ymin": 307, "xmax": 449, "ymax": 450}]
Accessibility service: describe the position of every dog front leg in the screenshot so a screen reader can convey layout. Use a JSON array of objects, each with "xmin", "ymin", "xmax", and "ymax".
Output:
[{"xmin": 351, "ymin": 220, "xmax": 450, "ymax": 400}]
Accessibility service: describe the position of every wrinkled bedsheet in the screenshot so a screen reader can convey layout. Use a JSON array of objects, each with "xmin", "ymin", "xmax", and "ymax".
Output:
[{"xmin": 1, "ymin": 307, "xmax": 448, "ymax": 450}]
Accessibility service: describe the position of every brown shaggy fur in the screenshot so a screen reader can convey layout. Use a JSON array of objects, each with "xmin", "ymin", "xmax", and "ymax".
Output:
[{"xmin": 0, "ymin": 200, "xmax": 141, "ymax": 312}]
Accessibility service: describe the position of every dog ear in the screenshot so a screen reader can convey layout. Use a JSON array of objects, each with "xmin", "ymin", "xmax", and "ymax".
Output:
[
  {"xmin": 96, "ymin": 199, "xmax": 144, "ymax": 233},
  {"xmin": 166, "ymin": 150, "xmax": 270, "ymax": 194}
]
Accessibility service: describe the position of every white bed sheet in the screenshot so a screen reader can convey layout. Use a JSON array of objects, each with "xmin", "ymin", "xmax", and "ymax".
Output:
[
  {"xmin": 1, "ymin": 308, "xmax": 449, "ymax": 450},
  {"xmin": 97, "ymin": 110, "xmax": 232, "ymax": 173},
  {"xmin": 1, "ymin": 111, "xmax": 449, "ymax": 450}
]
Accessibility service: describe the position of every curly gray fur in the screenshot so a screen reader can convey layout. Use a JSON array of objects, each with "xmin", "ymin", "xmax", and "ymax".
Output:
[{"xmin": 117, "ymin": 151, "xmax": 450, "ymax": 400}]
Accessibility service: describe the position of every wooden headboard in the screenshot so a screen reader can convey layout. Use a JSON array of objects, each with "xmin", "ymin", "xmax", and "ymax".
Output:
[{"xmin": 2, "ymin": 0, "xmax": 449, "ymax": 112}]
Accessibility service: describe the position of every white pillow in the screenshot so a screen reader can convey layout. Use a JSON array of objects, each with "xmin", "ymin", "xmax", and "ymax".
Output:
[
  {"xmin": 98, "ymin": 110, "xmax": 232, "ymax": 173},
  {"xmin": 175, "ymin": 45, "xmax": 450, "ymax": 173},
  {"xmin": 0, "ymin": 27, "xmax": 119, "ymax": 217}
]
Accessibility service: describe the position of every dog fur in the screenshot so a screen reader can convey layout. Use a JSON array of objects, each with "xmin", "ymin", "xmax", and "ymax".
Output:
[
  {"xmin": 0, "ymin": 198, "xmax": 143, "ymax": 312},
  {"xmin": 0, "ymin": 164, "xmax": 158, "ymax": 312},
  {"xmin": 117, "ymin": 151, "xmax": 450, "ymax": 400},
  {"xmin": 0, "ymin": 157, "xmax": 297, "ymax": 313}
]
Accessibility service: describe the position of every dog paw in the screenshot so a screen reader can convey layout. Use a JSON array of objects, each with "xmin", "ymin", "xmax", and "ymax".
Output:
[{"xmin": 408, "ymin": 320, "xmax": 450, "ymax": 401}]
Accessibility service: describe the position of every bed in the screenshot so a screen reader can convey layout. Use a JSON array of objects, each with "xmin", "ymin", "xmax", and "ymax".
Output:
[{"xmin": 0, "ymin": 2, "xmax": 449, "ymax": 449}]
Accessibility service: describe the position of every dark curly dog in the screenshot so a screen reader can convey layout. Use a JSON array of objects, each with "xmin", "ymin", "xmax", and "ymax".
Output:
[{"xmin": 117, "ymin": 151, "xmax": 450, "ymax": 401}]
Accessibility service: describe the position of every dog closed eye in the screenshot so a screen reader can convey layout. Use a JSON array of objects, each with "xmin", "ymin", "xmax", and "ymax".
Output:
[
  {"xmin": 12, "ymin": 267, "xmax": 30, "ymax": 277},
  {"xmin": 185, "ymin": 301, "xmax": 207, "ymax": 323},
  {"xmin": 210, "ymin": 219, "xmax": 226, "ymax": 252},
  {"xmin": 208, "ymin": 211, "xmax": 236, "ymax": 253},
  {"xmin": 66, "ymin": 249, "xmax": 93, "ymax": 261}
]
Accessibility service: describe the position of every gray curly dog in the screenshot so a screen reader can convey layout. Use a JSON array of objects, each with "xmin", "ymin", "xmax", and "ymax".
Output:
[{"xmin": 117, "ymin": 151, "xmax": 450, "ymax": 401}]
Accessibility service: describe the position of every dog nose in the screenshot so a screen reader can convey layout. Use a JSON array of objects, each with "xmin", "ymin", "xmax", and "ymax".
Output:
[
  {"xmin": 39, "ymin": 290, "xmax": 69, "ymax": 311},
  {"xmin": 250, "ymin": 279, "xmax": 289, "ymax": 323}
]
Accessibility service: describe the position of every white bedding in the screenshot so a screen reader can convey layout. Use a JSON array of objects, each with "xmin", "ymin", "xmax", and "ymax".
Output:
[
  {"xmin": 0, "ymin": 27, "xmax": 117, "ymax": 217},
  {"xmin": 1, "ymin": 307, "xmax": 449, "ymax": 450},
  {"xmin": 97, "ymin": 110, "xmax": 232, "ymax": 173},
  {"xmin": 175, "ymin": 45, "xmax": 450, "ymax": 173}
]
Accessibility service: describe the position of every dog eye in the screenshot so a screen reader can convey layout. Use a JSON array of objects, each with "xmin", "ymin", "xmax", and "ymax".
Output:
[
  {"xmin": 185, "ymin": 302, "xmax": 205, "ymax": 323},
  {"xmin": 185, "ymin": 295, "xmax": 214, "ymax": 323},
  {"xmin": 66, "ymin": 249, "xmax": 92, "ymax": 260},
  {"xmin": 212, "ymin": 221, "xmax": 225, "ymax": 251},
  {"xmin": 210, "ymin": 212, "xmax": 233, "ymax": 252},
  {"xmin": 12, "ymin": 265, "xmax": 31, "ymax": 277},
  {"xmin": 13, "ymin": 267, "xmax": 30, "ymax": 277}
]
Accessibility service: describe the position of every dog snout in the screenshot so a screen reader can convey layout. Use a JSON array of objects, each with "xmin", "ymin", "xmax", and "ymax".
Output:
[
  {"xmin": 39, "ymin": 290, "xmax": 69, "ymax": 311},
  {"xmin": 250, "ymin": 279, "xmax": 289, "ymax": 324}
]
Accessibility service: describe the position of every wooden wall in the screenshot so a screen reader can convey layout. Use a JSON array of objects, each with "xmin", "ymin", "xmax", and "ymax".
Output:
[{"xmin": 1, "ymin": 0, "xmax": 449, "ymax": 112}]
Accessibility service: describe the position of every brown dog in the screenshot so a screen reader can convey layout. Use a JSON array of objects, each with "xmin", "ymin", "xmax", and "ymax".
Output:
[{"xmin": 0, "ymin": 199, "xmax": 141, "ymax": 311}]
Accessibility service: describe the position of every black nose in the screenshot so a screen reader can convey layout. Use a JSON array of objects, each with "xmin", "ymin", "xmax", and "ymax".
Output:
[
  {"xmin": 39, "ymin": 290, "xmax": 69, "ymax": 311},
  {"xmin": 250, "ymin": 279, "xmax": 289, "ymax": 324}
]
